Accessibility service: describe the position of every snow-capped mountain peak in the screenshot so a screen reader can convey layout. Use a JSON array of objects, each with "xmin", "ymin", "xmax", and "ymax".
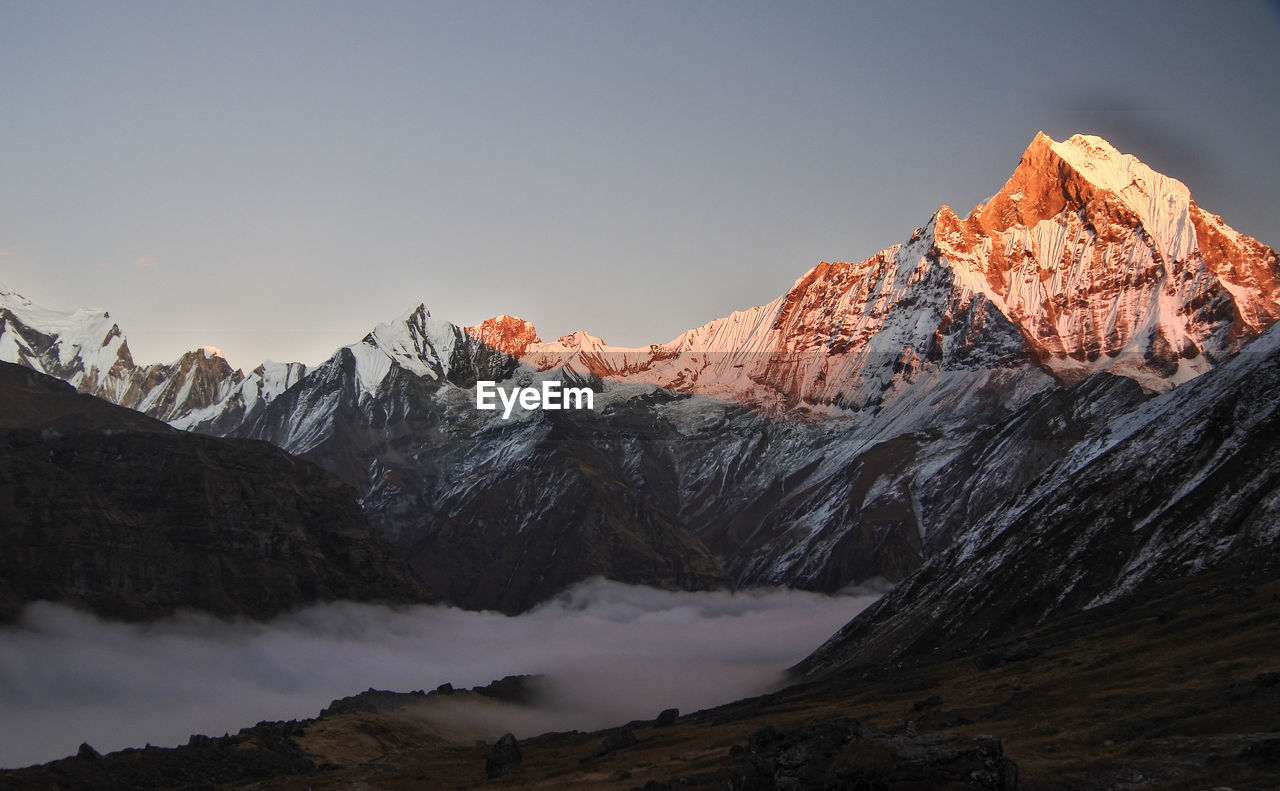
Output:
[
  {"xmin": 3, "ymin": 131, "xmax": 1278, "ymax": 619},
  {"xmin": 1042, "ymin": 131, "xmax": 1196, "ymax": 264},
  {"xmin": 396, "ymin": 134, "xmax": 1272, "ymax": 415},
  {"xmin": 0, "ymin": 286, "xmax": 263, "ymax": 424},
  {"xmin": 0, "ymin": 286, "xmax": 133, "ymax": 399},
  {"xmin": 929, "ymin": 132, "xmax": 1278, "ymax": 391},
  {"xmin": 346, "ymin": 303, "xmax": 465, "ymax": 394}
]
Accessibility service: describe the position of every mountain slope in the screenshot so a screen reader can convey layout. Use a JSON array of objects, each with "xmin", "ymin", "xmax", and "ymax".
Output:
[
  {"xmin": 795, "ymin": 321, "xmax": 1280, "ymax": 676},
  {"xmin": 0, "ymin": 361, "xmax": 432, "ymax": 623}
]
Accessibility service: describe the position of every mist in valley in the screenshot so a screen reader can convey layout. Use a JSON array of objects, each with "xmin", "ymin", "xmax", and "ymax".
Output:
[{"xmin": 0, "ymin": 579, "xmax": 882, "ymax": 768}]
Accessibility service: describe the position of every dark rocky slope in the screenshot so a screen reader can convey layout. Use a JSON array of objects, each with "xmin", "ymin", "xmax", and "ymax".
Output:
[
  {"xmin": 404, "ymin": 429, "xmax": 727, "ymax": 613},
  {"xmin": 0, "ymin": 362, "xmax": 431, "ymax": 623},
  {"xmin": 795, "ymin": 323, "xmax": 1280, "ymax": 676},
  {"xmin": 236, "ymin": 350, "xmax": 727, "ymax": 614}
]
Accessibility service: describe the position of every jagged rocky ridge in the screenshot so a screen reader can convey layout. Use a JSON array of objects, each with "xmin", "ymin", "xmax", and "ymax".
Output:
[
  {"xmin": 0, "ymin": 361, "xmax": 431, "ymax": 622},
  {"xmin": 0, "ymin": 283, "xmax": 307, "ymax": 428},
  {"xmin": 491, "ymin": 132, "xmax": 1277, "ymax": 402},
  {"xmin": 2, "ymin": 133, "xmax": 1277, "ymax": 613}
]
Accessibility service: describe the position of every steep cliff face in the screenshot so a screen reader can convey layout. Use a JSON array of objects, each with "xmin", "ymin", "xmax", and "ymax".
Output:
[{"xmin": 0, "ymin": 362, "xmax": 431, "ymax": 623}]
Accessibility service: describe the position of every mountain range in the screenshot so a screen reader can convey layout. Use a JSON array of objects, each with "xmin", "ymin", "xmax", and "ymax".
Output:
[{"xmin": 2, "ymin": 132, "xmax": 1278, "ymax": 616}]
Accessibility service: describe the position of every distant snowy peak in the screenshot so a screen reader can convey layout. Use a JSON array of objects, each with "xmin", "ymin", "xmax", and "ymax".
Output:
[
  {"xmin": 165, "ymin": 358, "xmax": 310, "ymax": 433},
  {"xmin": 8, "ymin": 132, "xmax": 1278, "ymax": 431},
  {"xmin": 0, "ymin": 285, "xmax": 268, "ymax": 425},
  {"xmin": 345, "ymin": 304, "xmax": 471, "ymax": 394},
  {"xmin": 0, "ymin": 287, "xmax": 134, "ymax": 400},
  {"xmin": 464, "ymin": 315, "xmax": 541, "ymax": 358},
  {"xmin": 132, "ymin": 346, "xmax": 245, "ymax": 423},
  {"xmin": 519, "ymin": 330, "xmax": 663, "ymax": 380}
]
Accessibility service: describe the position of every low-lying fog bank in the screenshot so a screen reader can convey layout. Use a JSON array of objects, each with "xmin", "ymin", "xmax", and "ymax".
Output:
[{"xmin": 0, "ymin": 578, "xmax": 884, "ymax": 768}]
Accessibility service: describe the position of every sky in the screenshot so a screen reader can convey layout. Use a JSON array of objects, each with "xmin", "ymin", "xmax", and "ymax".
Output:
[{"xmin": 2, "ymin": 0, "xmax": 1278, "ymax": 370}]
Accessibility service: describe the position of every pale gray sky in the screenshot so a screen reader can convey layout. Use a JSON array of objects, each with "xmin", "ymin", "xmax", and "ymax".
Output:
[{"xmin": 3, "ymin": 0, "xmax": 1278, "ymax": 369}]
